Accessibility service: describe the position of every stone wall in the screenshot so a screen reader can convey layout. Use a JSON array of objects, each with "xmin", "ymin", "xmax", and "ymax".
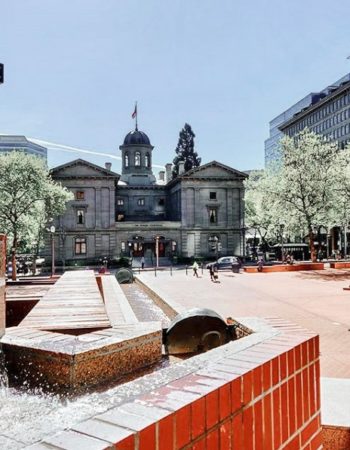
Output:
[
  {"xmin": 32, "ymin": 318, "xmax": 323, "ymax": 449},
  {"xmin": 0, "ymin": 234, "xmax": 6, "ymax": 337}
]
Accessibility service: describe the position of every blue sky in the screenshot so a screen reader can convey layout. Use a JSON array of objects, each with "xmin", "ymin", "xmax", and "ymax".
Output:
[{"xmin": 1, "ymin": 0, "xmax": 350, "ymax": 172}]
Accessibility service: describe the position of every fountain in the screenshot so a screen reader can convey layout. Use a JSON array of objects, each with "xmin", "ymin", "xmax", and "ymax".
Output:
[{"xmin": 0, "ymin": 238, "xmax": 323, "ymax": 449}]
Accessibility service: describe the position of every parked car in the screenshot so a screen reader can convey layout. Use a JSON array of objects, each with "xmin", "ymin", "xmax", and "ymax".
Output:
[{"xmin": 206, "ymin": 256, "xmax": 240, "ymax": 271}]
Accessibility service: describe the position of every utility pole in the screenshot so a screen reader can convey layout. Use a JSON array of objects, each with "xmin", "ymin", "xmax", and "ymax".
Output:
[{"xmin": 0, "ymin": 64, "xmax": 3, "ymax": 84}]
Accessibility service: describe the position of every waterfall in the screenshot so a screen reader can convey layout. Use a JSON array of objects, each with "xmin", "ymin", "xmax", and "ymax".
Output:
[{"xmin": 0, "ymin": 345, "xmax": 8, "ymax": 390}]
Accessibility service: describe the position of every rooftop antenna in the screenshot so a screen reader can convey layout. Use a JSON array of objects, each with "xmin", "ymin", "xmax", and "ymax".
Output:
[{"xmin": 131, "ymin": 101, "xmax": 138, "ymax": 131}]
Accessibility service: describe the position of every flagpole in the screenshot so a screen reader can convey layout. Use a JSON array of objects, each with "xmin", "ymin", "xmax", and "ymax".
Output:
[{"xmin": 135, "ymin": 101, "xmax": 138, "ymax": 131}]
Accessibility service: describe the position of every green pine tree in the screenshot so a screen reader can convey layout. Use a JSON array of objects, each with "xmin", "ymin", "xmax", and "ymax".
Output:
[{"xmin": 172, "ymin": 123, "xmax": 201, "ymax": 178}]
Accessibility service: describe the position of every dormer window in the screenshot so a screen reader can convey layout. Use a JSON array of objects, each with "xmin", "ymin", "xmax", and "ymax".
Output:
[
  {"xmin": 135, "ymin": 152, "xmax": 141, "ymax": 166},
  {"xmin": 125, "ymin": 152, "xmax": 129, "ymax": 168}
]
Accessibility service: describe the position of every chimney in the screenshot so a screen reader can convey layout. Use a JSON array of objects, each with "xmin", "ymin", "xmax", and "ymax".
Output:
[
  {"xmin": 105, "ymin": 162, "xmax": 112, "ymax": 171},
  {"xmin": 178, "ymin": 161, "xmax": 185, "ymax": 175},
  {"xmin": 159, "ymin": 170, "xmax": 165, "ymax": 181},
  {"xmin": 165, "ymin": 163, "xmax": 172, "ymax": 183}
]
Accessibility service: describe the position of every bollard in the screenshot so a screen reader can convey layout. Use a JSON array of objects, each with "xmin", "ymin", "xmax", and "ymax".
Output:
[
  {"xmin": 155, "ymin": 267, "xmax": 157, "ymax": 277},
  {"xmin": 186, "ymin": 265, "xmax": 188, "ymax": 275},
  {"xmin": 201, "ymin": 263, "xmax": 204, "ymax": 275},
  {"xmin": 170, "ymin": 265, "xmax": 172, "ymax": 276}
]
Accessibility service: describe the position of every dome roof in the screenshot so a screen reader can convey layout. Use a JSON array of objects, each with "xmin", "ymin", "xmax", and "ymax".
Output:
[{"xmin": 123, "ymin": 129, "xmax": 151, "ymax": 146}]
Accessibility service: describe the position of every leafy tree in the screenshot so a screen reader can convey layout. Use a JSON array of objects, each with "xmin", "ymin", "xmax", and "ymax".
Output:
[
  {"xmin": 172, "ymin": 123, "xmax": 201, "ymax": 178},
  {"xmin": 246, "ymin": 129, "xmax": 349, "ymax": 261},
  {"xmin": 0, "ymin": 152, "xmax": 73, "ymax": 279}
]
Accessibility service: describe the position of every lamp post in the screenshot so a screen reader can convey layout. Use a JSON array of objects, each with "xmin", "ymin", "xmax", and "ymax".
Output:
[
  {"xmin": 50, "ymin": 225, "xmax": 55, "ymax": 277},
  {"xmin": 213, "ymin": 236, "xmax": 219, "ymax": 261},
  {"xmin": 155, "ymin": 235, "xmax": 159, "ymax": 268},
  {"xmin": 279, "ymin": 224, "xmax": 285, "ymax": 262}
]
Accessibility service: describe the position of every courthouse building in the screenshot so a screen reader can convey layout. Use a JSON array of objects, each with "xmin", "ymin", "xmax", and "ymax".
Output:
[{"xmin": 49, "ymin": 127, "xmax": 247, "ymax": 263}]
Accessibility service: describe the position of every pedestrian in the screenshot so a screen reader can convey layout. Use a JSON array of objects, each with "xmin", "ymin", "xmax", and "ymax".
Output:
[
  {"xmin": 141, "ymin": 256, "xmax": 145, "ymax": 269},
  {"xmin": 192, "ymin": 260, "xmax": 199, "ymax": 278},
  {"xmin": 257, "ymin": 257, "xmax": 264, "ymax": 272},
  {"xmin": 209, "ymin": 265, "xmax": 215, "ymax": 281},
  {"xmin": 213, "ymin": 266, "xmax": 219, "ymax": 282}
]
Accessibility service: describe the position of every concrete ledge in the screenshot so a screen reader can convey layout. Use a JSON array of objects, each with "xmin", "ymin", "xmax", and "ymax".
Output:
[
  {"xmin": 321, "ymin": 377, "xmax": 350, "ymax": 450},
  {"xmin": 244, "ymin": 263, "xmax": 325, "ymax": 273},
  {"xmin": 100, "ymin": 275, "xmax": 138, "ymax": 325}
]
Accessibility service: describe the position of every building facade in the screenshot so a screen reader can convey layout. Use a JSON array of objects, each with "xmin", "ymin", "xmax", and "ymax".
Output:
[
  {"xmin": 0, "ymin": 135, "xmax": 47, "ymax": 162},
  {"xmin": 48, "ymin": 128, "xmax": 247, "ymax": 264},
  {"xmin": 265, "ymin": 72, "xmax": 350, "ymax": 166}
]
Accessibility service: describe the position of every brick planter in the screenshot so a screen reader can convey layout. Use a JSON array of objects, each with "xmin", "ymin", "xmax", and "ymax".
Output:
[
  {"xmin": 28, "ymin": 317, "xmax": 323, "ymax": 450},
  {"xmin": 244, "ymin": 263, "xmax": 325, "ymax": 273},
  {"xmin": 329, "ymin": 262, "xmax": 350, "ymax": 269}
]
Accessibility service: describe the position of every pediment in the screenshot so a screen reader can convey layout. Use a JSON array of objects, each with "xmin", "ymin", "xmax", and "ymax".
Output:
[
  {"xmin": 50, "ymin": 159, "xmax": 120, "ymax": 179},
  {"xmin": 182, "ymin": 161, "xmax": 248, "ymax": 180}
]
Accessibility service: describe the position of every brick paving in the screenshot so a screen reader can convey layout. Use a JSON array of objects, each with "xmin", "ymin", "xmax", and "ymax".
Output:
[{"xmin": 138, "ymin": 268, "xmax": 350, "ymax": 378}]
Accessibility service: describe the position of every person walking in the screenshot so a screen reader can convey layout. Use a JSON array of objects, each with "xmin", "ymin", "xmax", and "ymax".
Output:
[
  {"xmin": 192, "ymin": 260, "xmax": 199, "ymax": 278},
  {"xmin": 141, "ymin": 256, "xmax": 145, "ymax": 269},
  {"xmin": 209, "ymin": 265, "xmax": 215, "ymax": 281}
]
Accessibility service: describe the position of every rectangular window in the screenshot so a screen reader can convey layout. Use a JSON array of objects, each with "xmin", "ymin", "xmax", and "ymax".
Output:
[
  {"xmin": 209, "ymin": 208, "xmax": 217, "ymax": 224},
  {"xmin": 76, "ymin": 209, "xmax": 85, "ymax": 224},
  {"xmin": 158, "ymin": 198, "xmax": 165, "ymax": 206},
  {"xmin": 137, "ymin": 198, "xmax": 145, "ymax": 206},
  {"xmin": 76, "ymin": 191, "xmax": 84, "ymax": 200},
  {"xmin": 117, "ymin": 198, "xmax": 124, "ymax": 206},
  {"xmin": 121, "ymin": 241, "xmax": 126, "ymax": 252},
  {"xmin": 209, "ymin": 192, "xmax": 217, "ymax": 200},
  {"xmin": 75, "ymin": 237, "xmax": 87, "ymax": 255}
]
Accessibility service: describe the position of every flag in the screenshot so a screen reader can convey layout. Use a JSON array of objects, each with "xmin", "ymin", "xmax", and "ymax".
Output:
[{"xmin": 132, "ymin": 104, "xmax": 137, "ymax": 119}]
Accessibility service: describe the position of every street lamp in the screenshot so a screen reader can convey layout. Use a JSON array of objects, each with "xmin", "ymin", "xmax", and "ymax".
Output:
[
  {"xmin": 279, "ymin": 223, "xmax": 285, "ymax": 262},
  {"xmin": 155, "ymin": 235, "xmax": 159, "ymax": 268},
  {"xmin": 50, "ymin": 225, "xmax": 55, "ymax": 277}
]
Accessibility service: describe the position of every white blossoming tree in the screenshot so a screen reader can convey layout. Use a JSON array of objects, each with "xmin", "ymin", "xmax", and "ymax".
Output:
[
  {"xmin": 246, "ymin": 129, "xmax": 350, "ymax": 262},
  {"xmin": 0, "ymin": 152, "xmax": 73, "ymax": 279}
]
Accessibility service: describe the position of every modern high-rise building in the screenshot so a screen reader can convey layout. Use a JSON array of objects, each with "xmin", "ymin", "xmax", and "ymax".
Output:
[
  {"xmin": 0, "ymin": 135, "xmax": 47, "ymax": 162},
  {"xmin": 265, "ymin": 73, "xmax": 350, "ymax": 166}
]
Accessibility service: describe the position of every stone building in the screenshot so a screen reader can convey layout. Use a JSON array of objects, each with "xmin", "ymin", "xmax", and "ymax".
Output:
[{"xmin": 49, "ymin": 128, "xmax": 247, "ymax": 264}]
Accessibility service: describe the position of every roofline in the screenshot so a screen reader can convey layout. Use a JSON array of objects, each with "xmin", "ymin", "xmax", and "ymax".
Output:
[
  {"xmin": 50, "ymin": 158, "xmax": 120, "ymax": 177},
  {"xmin": 279, "ymin": 82, "xmax": 350, "ymax": 131}
]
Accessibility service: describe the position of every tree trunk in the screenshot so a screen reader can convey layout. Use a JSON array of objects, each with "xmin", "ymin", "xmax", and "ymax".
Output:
[
  {"xmin": 309, "ymin": 229, "xmax": 316, "ymax": 262},
  {"xmin": 11, "ymin": 235, "xmax": 17, "ymax": 281},
  {"xmin": 32, "ymin": 255, "xmax": 37, "ymax": 276}
]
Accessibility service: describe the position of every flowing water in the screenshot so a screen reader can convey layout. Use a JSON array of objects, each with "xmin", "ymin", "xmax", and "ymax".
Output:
[{"xmin": 0, "ymin": 282, "xmax": 176, "ymax": 448}]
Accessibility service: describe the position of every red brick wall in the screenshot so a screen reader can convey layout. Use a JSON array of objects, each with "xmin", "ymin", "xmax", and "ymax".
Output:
[
  {"xmin": 38, "ymin": 318, "xmax": 323, "ymax": 449},
  {"xmin": 0, "ymin": 234, "xmax": 6, "ymax": 336}
]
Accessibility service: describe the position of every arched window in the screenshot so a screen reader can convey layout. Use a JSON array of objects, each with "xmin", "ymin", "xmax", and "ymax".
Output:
[
  {"xmin": 135, "ymin": 151, "xmax": 141, "ymax": 166},
  {"xmin": 145, "ymin": 152, "xmax": 150, "ymax": 168},
  {"xmin": 125, "ymin": 152, "xmax": 129, "ymax": 168}
]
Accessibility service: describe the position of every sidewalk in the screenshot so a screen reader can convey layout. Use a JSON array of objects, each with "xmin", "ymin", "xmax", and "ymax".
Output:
[{"xmin": 137, "ymin": 268, "xmax": 350, "ymax": 378}]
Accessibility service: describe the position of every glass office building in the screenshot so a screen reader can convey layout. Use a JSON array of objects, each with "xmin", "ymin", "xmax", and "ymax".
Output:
[
  {"xmin": 0, "ymin": 135, "xmax": 47, "ymax": 162},
  {"xmin": 265, "ymin": 73, "xmax": 350, "ymax": 166}
]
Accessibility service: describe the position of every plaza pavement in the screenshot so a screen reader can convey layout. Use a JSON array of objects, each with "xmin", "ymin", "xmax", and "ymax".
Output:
[{"xmin": 137, "ymin": 267, "xmax": 350, "ymax": 378}]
